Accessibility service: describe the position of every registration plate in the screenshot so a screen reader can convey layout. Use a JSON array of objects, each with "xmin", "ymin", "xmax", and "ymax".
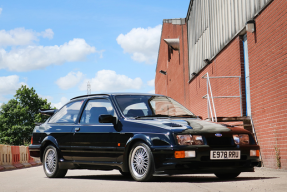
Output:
[{"xmin": 210, "ymin": 150, "xmax": 241, "ymax": 160}]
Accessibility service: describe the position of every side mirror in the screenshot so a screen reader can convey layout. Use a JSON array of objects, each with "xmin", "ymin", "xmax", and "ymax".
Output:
[
  {"xmin": 197, "ymin": 116, "xmax": 203, "ymax": 120},
  {"xmin": 99, "ymin": 114, "xmax": 115, "ymax": 123}
]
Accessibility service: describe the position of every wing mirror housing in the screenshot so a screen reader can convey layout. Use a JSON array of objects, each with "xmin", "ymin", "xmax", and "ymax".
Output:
[{"xmin": 99, "ymin": 115, "xmax": 115, "ymax": 123}]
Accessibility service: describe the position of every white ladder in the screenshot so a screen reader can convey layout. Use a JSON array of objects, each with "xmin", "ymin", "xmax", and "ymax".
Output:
[
  {"xmin": 202, "ymin": 72, "xmax": 217, "ymax": 122},
  {"xmin": 202, "ymin": 72, "xmax": 243, "ymax": 122}
]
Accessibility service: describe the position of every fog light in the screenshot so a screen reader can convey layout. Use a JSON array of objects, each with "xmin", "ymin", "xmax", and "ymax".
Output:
[
  {"xmin": 250, "ymin": 150, "xmax": 260, "ymax": 157},
  {"xmin": 174, "ymin": 151, "xmax": 196, "ymax": 158},
  {"xmin": 185, "ymin": 151, "xmax": 196, "ymax": 158}
]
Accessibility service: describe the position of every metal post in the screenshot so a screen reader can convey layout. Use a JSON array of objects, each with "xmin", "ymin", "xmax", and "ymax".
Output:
[
  {"xmin": 207, "ymin": 75, "xmax": 210, "ymax": 119},
  {"xmin": 207, "ymin": 94, "xmax": 214, "ymax": 122},
  {"xmin": 207, "ymin": 73, "xmax": 217, "ymax": 122},
  {"xmin": 239, "ymin": 77, "xmax": 242, "ymax": 116}
]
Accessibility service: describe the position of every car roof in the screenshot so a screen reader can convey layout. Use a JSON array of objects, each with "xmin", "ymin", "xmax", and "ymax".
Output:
[{"xmin": 70, "ymin": 92, "xmax": 165, "ymax": 100}]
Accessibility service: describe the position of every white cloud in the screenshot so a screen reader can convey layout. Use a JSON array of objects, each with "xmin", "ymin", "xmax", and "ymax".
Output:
[
  {"xmin": 51, "ymin": 97, "xmax": 69, "ymax": 109},
  {"xmin": 148, "ymin": 90, "xmax": 155, "ymax": 94},
  {"xmin": 0, "ymin": 95, "xmax": 7, "ymax": 105},
  {"xmin": 0, "ymin": 8, "xmax": 2, "ymax": 15},
  {"xmin": 147, "ymin": 79, "xmax": 155, "ymax": 87},
  {"xmin": 0, "ymin": 75, "xmax": 26, "ymax": 95},
  {"xmin": 0, "ymin": 38, "xmax": 96, "ymax": 72},
  {"xmin": 97, "ymin": 50, "xmax": 105, "ymax": 59},
  {"xmin": 0, "ymin": 75, "xmax": 27, "ymax": 103},
  {"xmin": 40, "ymin": 29, "xmax": 54, "ymax": 39},
  {"xmin": 116, "ymin": 25, "xmax": 162, "ymax": 64},
  {"xmin": 80, "ymin": 70, "xmax": 143, "ymax": 92},
  {"xmin": 0, "ymin": 28, "xmax": 54, "ymax": 47},
  {"xmin": 56, "ymin": 71, "xmax": 84, "ymax": 90},
  {"xmin": 38, "ymin": 94, "xmax": 53, "ymax": 103}
]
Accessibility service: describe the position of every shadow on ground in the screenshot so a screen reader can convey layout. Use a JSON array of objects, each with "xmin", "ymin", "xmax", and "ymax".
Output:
[{"xmin": 64, "ymin": 174, "xmax": 277, "ymax": 183}]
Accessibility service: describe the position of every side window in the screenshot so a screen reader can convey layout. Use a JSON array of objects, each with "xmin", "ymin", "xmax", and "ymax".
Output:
[
  {"xmin": 80, "ymin": 99, "xmax": 114, "ymax": 124},
  {"xmin": 49, "ymin": 100, "xmax": 84, "ymax": 123}
]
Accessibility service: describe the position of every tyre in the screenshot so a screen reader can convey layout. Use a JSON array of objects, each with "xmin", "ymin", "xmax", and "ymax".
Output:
[
  {"xmin": 129, "ymin": 142, "xmax": 155, "ymax": 182},
  {"xmin": 43, "ymin": 145, "xmax": 67, "ymax": 178},
  {"xmin": 214, "ymin": 172, "xmax": 241, "ymax": 179},
  {"xmin": 119, "ymin": 169, "xmax": 131, "ymax": 177}
]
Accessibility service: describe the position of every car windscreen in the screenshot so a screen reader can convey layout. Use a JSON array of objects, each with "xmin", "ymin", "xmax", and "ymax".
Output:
[{"xmin": 115, "ymin": 95, "xmax": 195, "ymax": 118}]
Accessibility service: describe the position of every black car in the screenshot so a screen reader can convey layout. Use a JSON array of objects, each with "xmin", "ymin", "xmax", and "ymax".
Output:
[{"xmin": 29, "ymin": 93, "xmax": 260, "ymax": 182}]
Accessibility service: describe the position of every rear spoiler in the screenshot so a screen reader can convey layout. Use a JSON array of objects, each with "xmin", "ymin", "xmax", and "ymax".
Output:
[{"xmin": 39, "ymin": 109, "xmax": 57, "ymax": 116}]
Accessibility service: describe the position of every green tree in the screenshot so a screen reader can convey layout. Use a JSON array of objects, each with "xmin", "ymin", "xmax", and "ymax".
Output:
[{"xmin": 0, "ymin": 85, "xmax": 52, "ymax": 145}]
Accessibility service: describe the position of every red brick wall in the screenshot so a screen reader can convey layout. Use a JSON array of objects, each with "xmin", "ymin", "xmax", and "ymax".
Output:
[
  {"xmin": 187, "ymin": 37, "xmax": 244, "ymax": 119},
  {"xmin": 155, "ymin": 22, "xmax": 189, "ymax": 107},
  {"xmin": 155, "ymin": 0, "xmax": 287, "ymax": 169},
  {"xmin": 156, "ymin": 23, "xmax": 245, "ymax": 120},
  {"xmin": 247, "ymin": 0, "xmax": 287, "ymax": 169}
]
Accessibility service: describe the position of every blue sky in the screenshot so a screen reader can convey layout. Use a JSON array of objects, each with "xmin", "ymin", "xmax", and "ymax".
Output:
[{"xmin": 0, "ymin": 0, "xmax": 189, "ymax": 108}]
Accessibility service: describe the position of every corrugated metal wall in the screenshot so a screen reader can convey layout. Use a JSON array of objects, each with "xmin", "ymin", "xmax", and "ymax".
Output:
[{"xmin": 187, "ymin": 0, "xmax": 273, "ymax": 78}]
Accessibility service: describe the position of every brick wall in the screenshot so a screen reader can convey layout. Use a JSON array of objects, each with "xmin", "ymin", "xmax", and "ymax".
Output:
[
  {"xmin": 155, "ymin": 0, "xmax": 287, "ymax": 169},
  {"xmin": 155, "ymin": 22, "xmax": 189, "ymax": 107},
  {"xmin": 247, "ymin": 0, "xmax": 287, "ymax": 169},
  {"xmin": 187, "ymin": 37, "xmax": 244, "ymax": 119},
  {"xmin": 156, "ymin": 26, "xmax": 245, "ymax": 119}
]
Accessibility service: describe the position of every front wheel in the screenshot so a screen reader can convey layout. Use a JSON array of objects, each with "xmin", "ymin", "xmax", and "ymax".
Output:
[
  {"xmin": 214, "ymin": 172, "xmax": 241, "ymax": 179},
  {"xmin": 129, "ymin": 142, "xmax": 154, "ymax": 182},
  {"xmin": 43, "ymin": 145, "xmax": 67, "ymax": 178}
]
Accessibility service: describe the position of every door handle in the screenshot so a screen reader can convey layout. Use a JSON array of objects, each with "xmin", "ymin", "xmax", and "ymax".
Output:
[{"xmin": 75, "ymin": 127, "xmax": 80, "ymax": 132}]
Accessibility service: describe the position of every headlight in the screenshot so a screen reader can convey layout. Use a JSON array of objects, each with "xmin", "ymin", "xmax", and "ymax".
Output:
[
  {"xmin": 233, "ymin": 134, "xmax": 249, "ymax": 145},
  {"xmin": 176, "ymin": 135, "xmax": 204, "ymax": 145}
]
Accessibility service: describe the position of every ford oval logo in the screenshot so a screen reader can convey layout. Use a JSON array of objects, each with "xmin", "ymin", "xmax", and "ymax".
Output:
[{"xmin": 215, "ymin": 133, "xmax": 222, "ymax": 137}]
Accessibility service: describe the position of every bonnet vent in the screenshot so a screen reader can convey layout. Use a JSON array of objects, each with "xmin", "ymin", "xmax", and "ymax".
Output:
[{"xmin": 163, "ymin": 123, "xmax": 182, "ymax": 127}]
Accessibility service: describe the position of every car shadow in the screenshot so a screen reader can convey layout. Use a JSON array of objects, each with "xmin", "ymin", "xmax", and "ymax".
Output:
[{"xmin": 64, "ymin": 174, "xmax": 277, "ymax": 183}]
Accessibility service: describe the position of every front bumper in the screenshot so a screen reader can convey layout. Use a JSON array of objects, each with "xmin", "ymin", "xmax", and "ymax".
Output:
[{"xmin": 151, "ymin": 145, "xmax": 260, "ymax": 174}]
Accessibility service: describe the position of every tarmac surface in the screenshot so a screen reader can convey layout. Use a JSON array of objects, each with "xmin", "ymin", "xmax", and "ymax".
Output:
[{"xmin": 0, "ymin": 166, "xmax": 286, "ymax": 192}]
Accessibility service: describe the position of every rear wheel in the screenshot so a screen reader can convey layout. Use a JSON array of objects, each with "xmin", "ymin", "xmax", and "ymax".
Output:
[
  {"xmin": 214, "ymin": 172, "xmax": 241, "ymax": 179},
  {"xmin": 129, "ymin": 142, "xmax": 154, "ymax": 182},
  {"xmin": 43, "ymin": 145, "xmax": 67, "ymax": 178}
]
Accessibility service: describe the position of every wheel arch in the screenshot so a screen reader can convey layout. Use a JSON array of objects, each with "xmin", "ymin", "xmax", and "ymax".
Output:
[
  {"xmin": 122, "ymin": 134, "xmax": 152, "ymax": 172},
  {"xmin": 40, "ymin": 136, "xmax": 61, "ymax": 162}
]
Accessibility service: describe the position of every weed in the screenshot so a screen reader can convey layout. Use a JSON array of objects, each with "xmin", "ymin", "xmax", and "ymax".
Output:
[{"xmin": 274, "ymin": 145, "xmax": 281, "ymax": 169}]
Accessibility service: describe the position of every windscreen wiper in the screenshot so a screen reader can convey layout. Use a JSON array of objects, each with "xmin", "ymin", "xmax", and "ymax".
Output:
[
  {"xmin": 170, "ymin": 114, "xmax": 197, "ymax": 118},
  {"xmin": 135, "ymin": 115, "xmax": 171, "ymax": 119}
]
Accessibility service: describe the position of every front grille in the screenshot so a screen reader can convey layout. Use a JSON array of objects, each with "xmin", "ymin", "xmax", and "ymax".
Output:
[{"xmin": 206, "ymin": 137, "xmax": 235, "ymax": 147}]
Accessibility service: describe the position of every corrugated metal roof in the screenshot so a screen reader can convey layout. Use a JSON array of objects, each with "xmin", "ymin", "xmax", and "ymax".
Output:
[{"xmin": 187, "ymin": 0, "xmax": 274, "ymax": 79}]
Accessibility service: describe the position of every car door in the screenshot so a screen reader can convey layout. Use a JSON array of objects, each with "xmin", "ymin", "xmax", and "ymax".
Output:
[
  {"xmin": 46, "ymin": 99, "xmax": 84, "ymax": 161},
  {"xmin": 71, "ymin": 97, "xmax": 118, "ymax": 163}
]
